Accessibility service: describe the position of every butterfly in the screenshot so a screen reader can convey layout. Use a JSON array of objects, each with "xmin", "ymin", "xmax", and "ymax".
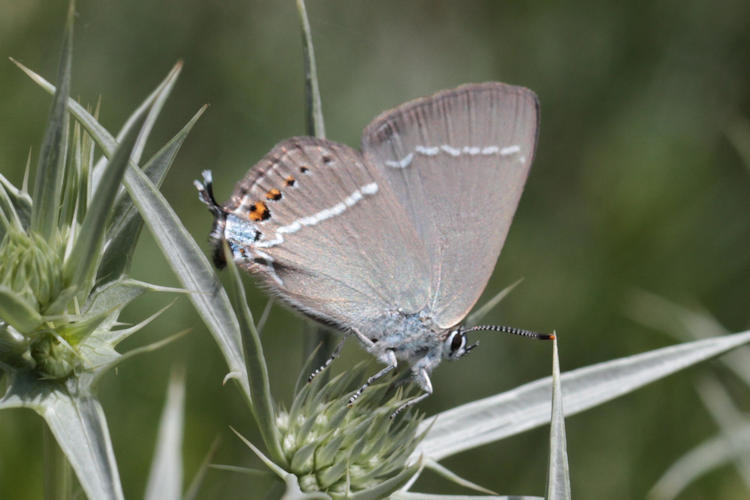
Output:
[{"xmin": 195, "ymin": 82, "xmax": 551, "ymax": 416}]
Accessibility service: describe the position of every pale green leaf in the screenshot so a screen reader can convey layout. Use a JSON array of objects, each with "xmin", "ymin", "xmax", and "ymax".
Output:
[
  {"xmin": 626, "ymin": 290, "xmax": 750, "ymax": 387},
  {"xmin": 466, "ymin": 278, "xmax": 523, "ymax": 327},
  {"xmin": 84, "ymin": 278, "xmax": 162, "ymax": 318},
  {"xmin": 297, "ymin": 0, "xmax": 325, "ymax": 139},
  {"xmin": 184, "ymin": 438, "xmax": 221, "ymax": 500},
  {"xmin": 98, "ymin": 105, "xmax": 207, "ymax": 284},
  {"xmin": 224, "ymin": 244, "xmax": 282, "ymax": 461},
  {"xmin": 91, "ymin": 330, "xmax": 187, "ymax": 379},
  {"xmin": 648, "ymin": 425, "xmax": 750, "ymax": 500},
  {"xmin": 29, "ymin": 1, "xmax": 73, "ymax": 241},
  {"xmin": 695, "ymin": 377, "xmax": 750, "ymax": 490},
  {"xmin": 545, "ymin": 337, "xmax": 571, "ymax": 500},
  {"xmin": 726, "ymin": 117, "xmax": 750, "ymax": 173},
  {"xmin": 90, "ymin": 62, "xmax": 183, "ymax": 188},
  {"xmin": 0, "ymin": 174, "xmax": 28, "ymax": 232},
  {"xmin": 0, "ymin": 285, "xmax": 43, "ymax": 332},
  {"xmin": 230, "ymin": 427, "xmax": 289, "ymax": 481},
  {"xmin": 63, "ymin": 112, "xmax": 148, "ymax": 298},
  {"xmin": 145, "ymin": 369, "xmax": 185, "ymax": 500},
  {"xmin": 0, "ymin": 372, "xmax": 123, "ymax": 500},
  {"xmin": 121, "ymin": 163, "xmax": 248, "ymax": 395},
  {"xmin": 415, "ymin": 330, "xmax": 750, "ymax": 461},
  {"xmin": 423, "ymin": 459, "xmax": 497, "ymax": 495}
]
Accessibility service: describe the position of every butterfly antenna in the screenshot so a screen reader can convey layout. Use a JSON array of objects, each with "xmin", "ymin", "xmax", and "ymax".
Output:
[
  {"xmin": 193, "ymin": 170, "xmax": 223, "ymax": 218},
  {"xmin": 463, "ymin": 324, "xmax": 555, "ymax": 341}
]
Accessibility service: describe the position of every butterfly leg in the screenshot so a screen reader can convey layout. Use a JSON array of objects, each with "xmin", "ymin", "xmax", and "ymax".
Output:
[
  {"xmin": 348, "ymin": 349, "xmax": 397, "ymax": 407},
  {"xmin": 390, "ymin": 368, "xmax": 433, "ymax": 419},
  {"xmin": 307, "ymin": 335, "xmax": 348, "ymax": 383}
]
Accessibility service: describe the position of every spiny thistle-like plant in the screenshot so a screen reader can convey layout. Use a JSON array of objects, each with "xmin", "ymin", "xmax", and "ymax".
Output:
[
  {"xmin": 276, "ymin": 370, "xmax": 423, "ymax": 495},
  {"xmin": 0, "ymin": 3, "xmax": 204, "ymax": 498}
]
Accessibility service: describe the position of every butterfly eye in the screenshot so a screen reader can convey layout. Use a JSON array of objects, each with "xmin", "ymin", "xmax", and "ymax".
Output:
[{"xmin": 450, "ymin": 331, "xmax": 465, "ymax": 353}]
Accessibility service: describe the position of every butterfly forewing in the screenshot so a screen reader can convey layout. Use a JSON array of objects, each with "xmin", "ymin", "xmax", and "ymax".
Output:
[
  {"xmin": 361, "ymin": 83, "xmax": 540, "ymax": 329},
  {"xmin": 225, "ymin": 137, "xmax": 431, "ymax": 335}
]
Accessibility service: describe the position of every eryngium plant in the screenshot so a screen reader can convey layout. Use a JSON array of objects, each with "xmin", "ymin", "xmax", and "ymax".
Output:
[
  {"xmin": 0, "ymin": 4, "xmax": 202, "ymax": 499},
  {"xmin": 277, "ymin": 369, "xmax": 423, "ymax": 495}
]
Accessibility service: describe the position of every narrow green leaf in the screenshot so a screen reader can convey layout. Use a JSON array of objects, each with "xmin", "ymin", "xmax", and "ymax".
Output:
[
  {"xmin": 626, "ymin": 290, "xmax": 750, "ymax": 387},
  {"xmin": 257, "ymin": 298, "xmax": 274, "ymax": 335},
  {"xmin": 318, "ymin": 459, "xmax": 348, "ymax": 490},
  {"xmin": 0, "ymin": 323, "xmax": 29, "ymax": 363},
  {"xmin": 58, "ymin": 121, "xmax": 81, "ymax": 230},
  {"xmin": 415, "ymin": 330, "xmax": 750, "ymax": 461},
  {"xmin": 726, "ymin": 117, "xmax": 750, "ymax": 173},
  {"xmin": 315, "ymin": 432, "xmax": 346, "ymax": 468},
  {"xmin": 296, "ymin": 0, "xmax": 325, "ymax": 139},
  {"xmin": 45, "ymin": 391, "xmax": 124, "ymax": 500},
  {"xmin": 296, "ymin": 0, "xmax": 332, "ymax": 367},
  {"xmin": 0, "ymin": 173, "xmax": 29, "ymax": 230},
  {"xmin": 0, "ymin": 207, "xmax": 10, "ymax": 238},
  {"xmin": 77, "ymin": 107, "xmax": 95, "ymax": 221},
  {"xmin": 223, "ymin": 242, "xmax": 283, "ymax": 462},
  {"xmin": 0, "ymin": 285, "xmax": 43, "ymax": 332},
  {"xmin": 63, "ymin": 112, "xmax": 148, "ymax": 297},
  {"xmin": 648, "ymin": 425, "xmax": 750, "ymax": 500},
  {"xmin": 230, "ymin": 427, "xmax": 289, "ymax": 480},
  {"xmin": 30, "ymin": 1, "xmax": 73, "ymax": 241},
  {"xmin": 423, "ymin": 459, "xmax": 497, "ymax": 496},
  {"xmin": 10, "ymin": 59, "xmax": 180, "ymax": 160},
  {"xmin": 42, "ymin": 285, "xmax": 78, "ymax": 317},
  {"xmin": 84, "ymin": 278, "xmax": 154, "ymax": 318},
  {"xmin": 695, "ymin": 377, "xmax": 750, "ymax": 490},
  {"xmin": 144, "ymin": 369, "xmax": 185, "ymax": 500},
  {"xmin": 91, "ymin": 330, "xmax": 187, "ymax": 381},
  {"xmin": 207, "ymin": 464, "xmax": 271, "ymax": 476},
  {"xmin": 290, "ymin": 442, "xmax": 317, "ymax": 473},
  {"xmin": 57, "ymin": 308, "xmax": 110, "ymax": 345},
  {"xmin": 90, "ymin": 62, "xmax": 183, "ymax": 187},
  {"xmin": 184, "ymin": 438, "xmax": 221, "ymax": 500},
  {"xmin": 98, "ymin": 105, "xmax": 207, "ymax": 284},
  {"xmin": 545, "ymin": 337, "xmax": 571, "ymax": 500},
  {"xmin": 465, "ymin": 278, "xmax": 523, "ymax": 327},
  {"xmin": 121, "ymin": 163, "xmax": 248, "ymax": 394},
  {"xmin": 0, "ymin": 372, "xmax": 124, "ymax": 500}
]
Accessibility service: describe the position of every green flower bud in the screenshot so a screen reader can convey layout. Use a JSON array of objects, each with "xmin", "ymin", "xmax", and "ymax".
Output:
[
  {"xmin": 30, "ymin": 332, "xmax": 80, "ymax": 379},
  {"xmin": 277, "ymin": 367, "xmax": 424, "ymax": 495},
  {"xmin": 0, "ymin": 228, "xmax": 64, "ymax": 312}
]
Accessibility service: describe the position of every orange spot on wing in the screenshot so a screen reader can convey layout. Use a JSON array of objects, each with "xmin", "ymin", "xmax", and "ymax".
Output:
[
  {"xmin": 249, "ymin": 201, "xmax": 271, "ymax": 221},
  {"xmin": 266, "ymin": 188, "xmax": 282, "ymax": 200}
]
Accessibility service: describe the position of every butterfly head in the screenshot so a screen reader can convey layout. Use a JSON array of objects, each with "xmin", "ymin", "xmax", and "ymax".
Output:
[
  {"xmin": 194, "ymin": 170, "xmax": 229, "ymax": 269},
  {"xmin": 443, "ymin": 327, "xmax": 478, "ymax": 360}
]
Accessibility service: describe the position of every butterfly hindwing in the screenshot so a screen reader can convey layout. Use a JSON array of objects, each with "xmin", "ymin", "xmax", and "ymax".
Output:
[{"xmin": 361, "ymin": 83, "xmax": 540, "ymax": 328}]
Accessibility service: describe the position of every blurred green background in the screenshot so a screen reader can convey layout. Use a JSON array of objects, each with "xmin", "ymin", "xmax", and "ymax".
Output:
[{"xmin": 1, "ymin": 0, "xmax": 749, "ymax": 498}]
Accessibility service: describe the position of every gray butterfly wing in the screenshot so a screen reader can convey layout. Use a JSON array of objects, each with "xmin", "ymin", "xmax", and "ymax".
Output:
[
  {"xmin": 224, "ymin": 137, "xmax": 431, "ymax": 337},
  {"xmin": 361, "ymin": 83, "xmax": 540, "ymax": 329}
]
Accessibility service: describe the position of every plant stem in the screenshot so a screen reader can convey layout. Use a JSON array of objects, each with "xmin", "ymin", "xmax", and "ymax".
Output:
[
  {"xmin": 296, "ymin": 0, "xmax": 326, "ymax": 139},
  {"xmin": 296, "ymin": 0, "xmax": 336, "ymax": 370}
]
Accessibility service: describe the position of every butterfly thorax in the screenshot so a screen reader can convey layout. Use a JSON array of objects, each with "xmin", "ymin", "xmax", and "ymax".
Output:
[{"xmin": 365, "ymin": 309, "xmax": 449, "ymax": 374}]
